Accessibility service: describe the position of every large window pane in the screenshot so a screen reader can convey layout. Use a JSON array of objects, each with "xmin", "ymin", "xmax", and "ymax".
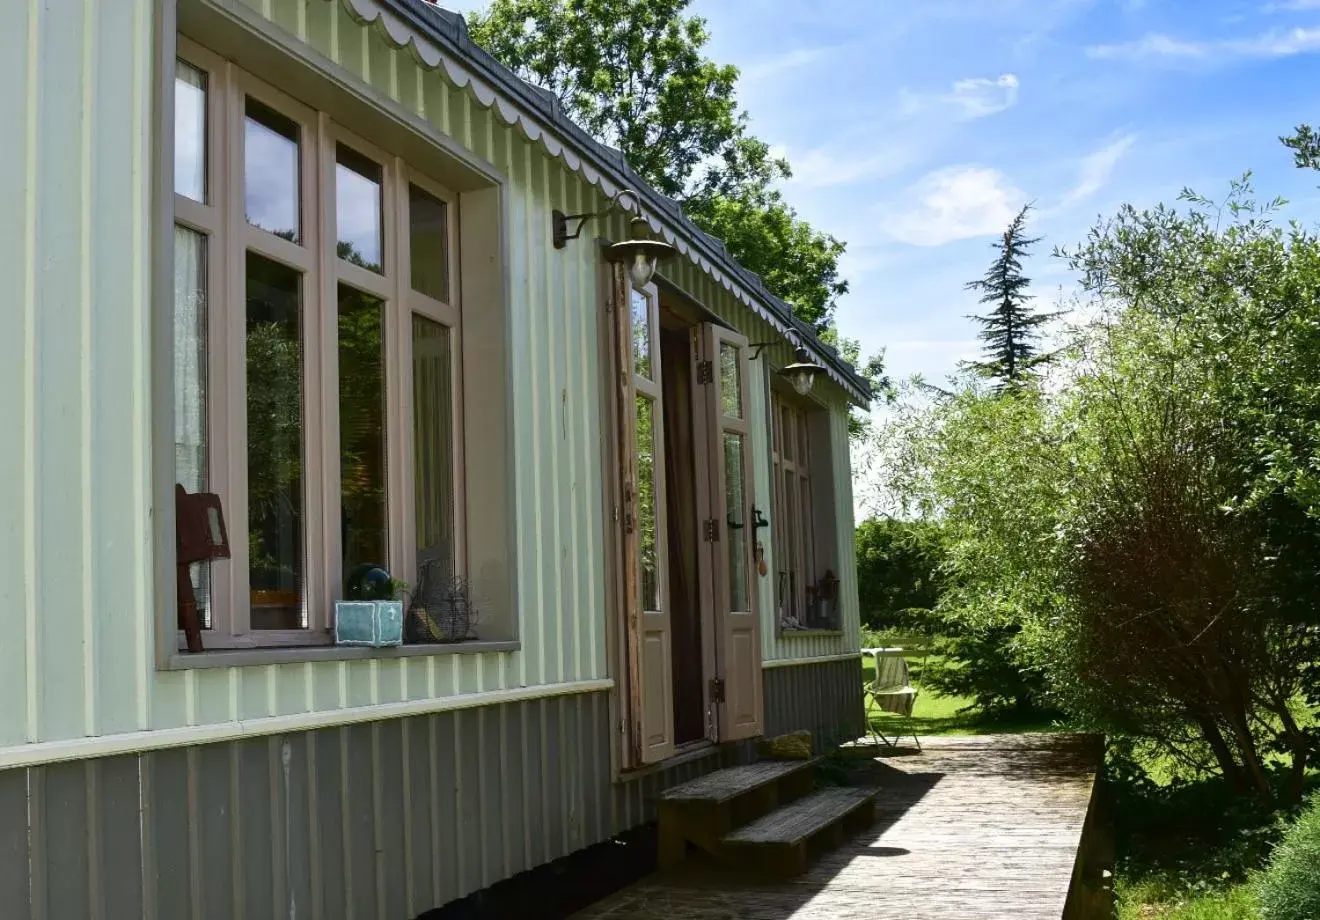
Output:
[
  {"xmin": 630, "ymin": 290, "xmax": 652, "ymax": 380},
  {"xmin": 720, "ymin": 342, "xmax": 742, "ymax": 418},
  {"xmin": 636, "ymin": 395, "xmax": 659, "ymax": 611},
  {"xmin": 409, "ymin": 184, "xmax": 449, "ymax": 301},
  {"xmin": 174, "ymin": 62, "xmax": 206, "ymax": 202},
  {"xmin": 339, "ymin": 285, "xmax": 388, "ymax": 595},
  {"xmin": 244, "ymin": 98, "xmax": 301, "ymax": 243},
  {"xmin": 173, "ymin": 225, "xmax": 211, "ymax": 626},
  {"xmin": 412, "ymin": 315, "xmax": 455, "ymax": 576},
  {"xmin": 336, "ymin": 146, "xmax": 383, "ymax": 273},
  {"xmin": 723, "ymin": 431, "xmax": 748, "ymax": 613},
  {"xmin": 245, "ymin": 252, "xmax": 305, "ymax": 629}
]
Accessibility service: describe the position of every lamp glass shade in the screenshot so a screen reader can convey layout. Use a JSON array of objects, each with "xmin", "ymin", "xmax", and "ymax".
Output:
[
  {"xmin": 605, "ymin": 215, "xmax": 675, "ymax": 293},
  {"xmin": 629, "ymin": 251, "xmax": 655, "ymax": 291},
  {"xmin": 789, "ymin": 369, "xmax": 814, "ymax": 396}
]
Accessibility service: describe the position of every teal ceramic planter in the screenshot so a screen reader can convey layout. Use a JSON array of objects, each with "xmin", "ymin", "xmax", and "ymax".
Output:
[{"xmin": 334, "ymin": 600, "xmax": 404, "ymax": 647}]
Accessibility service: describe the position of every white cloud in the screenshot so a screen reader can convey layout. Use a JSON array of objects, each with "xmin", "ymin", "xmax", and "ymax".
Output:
[
  {"xmin": 901, "ymin": 73, "xmax": 1020, "ymax": 120},
  {"xmin": 786, "ymin": 145, "xmax": 914, "ymax": 189},
  {"xmin": 740, "ymin": 47, "xmax": 828, "ymax": 81},
  {"xmin": 1088, "ymin": 26, "xmax": 1320, "ymax": 60},
  {"xmin": 1059, "ymin": 134, "xmax": 1136, "ymax": 207},
  {"xmin": 881, "ymin": 166, "xmax": 1027, "ymax": 247}
]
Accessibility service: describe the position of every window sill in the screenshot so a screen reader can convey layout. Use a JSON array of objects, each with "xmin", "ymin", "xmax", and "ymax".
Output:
[
  {"xmin": 777, "ymin": 628, "xmax": 844, "ymax": 638},
  {"xmin": 163, "ymin": 639, "xmax": 521, "ymax": 670}
]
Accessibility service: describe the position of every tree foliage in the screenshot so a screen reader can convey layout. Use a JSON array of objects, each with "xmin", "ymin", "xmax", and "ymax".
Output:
[
  {"xmin": 1282, "ymin": 124, "xmax": 1320, "ymax": 171},
  {"xmin": 1257, "ymin": 796, "xmax": 1320, "ymax": 920},
  {"xmin": 855, "ymin": 518, "xmax": 944, "ymax": 630},
  {"xmin": 465, "ymin": 0, "xmax": 849, "ymax": 329},
  {"xmin": 964, "ymin": 203, "xmax": 1051, "ymax": 389},
  {"xmin": 880, "ymin": 178, "xmax": 1320, "ymax": 801}
]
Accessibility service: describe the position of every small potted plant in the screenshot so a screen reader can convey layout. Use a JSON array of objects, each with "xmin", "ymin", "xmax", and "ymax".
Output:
[{"xmin": 335, "ymin": 565, "xmax": 407, "ymax": 648}]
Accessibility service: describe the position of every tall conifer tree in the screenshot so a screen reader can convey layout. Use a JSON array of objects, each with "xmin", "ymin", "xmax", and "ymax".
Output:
[{"xmin": 965, "ymin": 204, "xmax": 1049, "ymax": 390}]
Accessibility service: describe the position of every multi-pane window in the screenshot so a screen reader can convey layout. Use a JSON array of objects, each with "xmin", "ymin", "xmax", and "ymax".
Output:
[
  {"xmin": 771, "ymin": 390, "xmax": 820, "ymax": 630},
  {"xmin": 170, "ymin": 42, "xmax": 460, "ymax": 648}
]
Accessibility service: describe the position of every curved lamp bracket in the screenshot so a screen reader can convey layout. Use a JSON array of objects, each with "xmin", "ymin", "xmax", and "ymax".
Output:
[{"xmin": 553, "ymin": 188, "xmax": 646, "ymax": 249}]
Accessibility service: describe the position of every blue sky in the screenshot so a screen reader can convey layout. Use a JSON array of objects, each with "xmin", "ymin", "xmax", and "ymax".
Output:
[{"xmin": 446, "ymin": 0, "xmax": 1320, "ymax": 384}]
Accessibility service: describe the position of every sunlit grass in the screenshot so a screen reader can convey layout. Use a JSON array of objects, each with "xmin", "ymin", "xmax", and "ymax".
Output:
[
  {"xmin": 860, "ymin": 654, "xmax": 1063, "ymax": 737},
  {"xmin": 1118, "ymin": 876, "xmax": 1258, "ymax": 920}
]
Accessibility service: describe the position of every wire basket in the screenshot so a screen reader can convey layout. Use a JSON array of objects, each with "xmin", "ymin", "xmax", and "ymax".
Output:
[{"xmin": 405, "ymin": 561, "xmax": 479, "ymax": 644}]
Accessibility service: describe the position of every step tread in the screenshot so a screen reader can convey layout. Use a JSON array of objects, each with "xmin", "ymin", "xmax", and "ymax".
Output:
[
  {"xmin": 660, "ymin": 758, "xmax": 819, "ymax": 805},
  {"xmin": 722, "ymin": 786, "xmax": 877, "ymax": 847}
]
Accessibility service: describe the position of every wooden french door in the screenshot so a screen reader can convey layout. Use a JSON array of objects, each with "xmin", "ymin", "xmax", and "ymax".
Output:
[
  {"xmin": 605, "ymin": 265, "xmax": 763, "ymax": 766},
  {"xmin": 694, "ymin": 323, "xmax": 764, "ymax": 742},
  {"xmin": 609, "ymin": 264, "xmax": 676, "ymax": 766}
]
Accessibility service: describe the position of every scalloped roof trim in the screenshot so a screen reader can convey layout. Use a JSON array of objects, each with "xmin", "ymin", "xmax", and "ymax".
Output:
[{"xmin": 326, "ymin": 0, "xmax": 870, "ymax": 404}]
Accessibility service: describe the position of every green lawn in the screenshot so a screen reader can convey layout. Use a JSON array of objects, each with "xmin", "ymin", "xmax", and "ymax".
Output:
[
  {"xmin": 861, "ymin": 654, "xmax": 1062, "ymax": 737},
  {"xmin": 1118, "ymin": 876, "xmax": 1258, "ymax": 920}
]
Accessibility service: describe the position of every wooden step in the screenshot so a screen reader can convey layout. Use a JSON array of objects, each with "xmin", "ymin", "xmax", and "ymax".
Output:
[
  {"xmin": 720, "ymin": 786, "xmax": 879, "ymax": 877},
  {"xmin": 657, "ymin": 759, "xmax": 820, "ymax": 868},
  {"xmin": 660, "ymin": 758, "xmax": 818, "ymax": 805}
]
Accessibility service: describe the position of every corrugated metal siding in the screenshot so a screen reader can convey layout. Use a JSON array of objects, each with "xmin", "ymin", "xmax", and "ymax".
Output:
[
  {"xmin": 0, "ymin": 0, "xmax": 157, "ymax": 749},
  {"xmin": 0, "ymin": 690, "xmax": 757, "ymax": 919},
  {"xmin": 0, "ymin": 660, "xmax": 854, "ymax": 919},
  {"xmin": 763, "ymin": 657, "xmax": 865, "ymax": 749},
  {"xmin": 0, "ymin": 0, "xmax": 861, "ymax": 753}
]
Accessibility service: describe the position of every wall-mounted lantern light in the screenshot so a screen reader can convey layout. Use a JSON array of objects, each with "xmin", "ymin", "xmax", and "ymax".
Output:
[
  {"xmin": 781, "ymin": 345, "xmax": 826, "ymax": 396},
  {"xmin": 751, "ymin": 339, "xmax": 827, "ymax": 396},
  {"xmin": 553, "ymin": 188, "xmax": 675, "ymax": 292},
  {"xmin": 606, "ymin": 214, "xmax": 675, "ymax": 292}
]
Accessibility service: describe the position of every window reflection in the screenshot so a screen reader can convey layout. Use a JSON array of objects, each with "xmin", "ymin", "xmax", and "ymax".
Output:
[
  {"xmin": 409, "ymin": 184, "xmax": 449, "ymax": 301},
  {"xmin": 174, "ymin": 62, "xmax": 206, "ymax": 202},
  {"xmin": 244, "ymin": 98, "xmax": 301, "ymax": 242},
  {"xmin": 339, "ymin": 285, "xmax": 388, "ymax": 593},
  {"xmin": 724, "ymin": 431, "xmax": 747, "ymax": 612},
  {"xmin": 720, "ymin": 343, "xmax": 741, "ymax": 418},
  {"xmin": 336, "ymin": 146, "xmax": 383, "ymax": 273},
  {"xmin": 631, "ymin": 290, "xmax": 652, "ymax": 380},
  {"xmin": 245, "ymin": 252, "xmax": 306, "ymax": 629},
  {"xmin": 636, "ymin": 394, "xmax": 659, "ymax": 610}
]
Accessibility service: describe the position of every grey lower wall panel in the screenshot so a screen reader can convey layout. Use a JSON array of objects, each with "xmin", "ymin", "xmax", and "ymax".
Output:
[
  {"xmin": 763, "ymin": 656, "xmax": 865, "ymax": 749},
  {"xmin": 0, "ymin": 659, "xmax": 862, "ymax": 919}
]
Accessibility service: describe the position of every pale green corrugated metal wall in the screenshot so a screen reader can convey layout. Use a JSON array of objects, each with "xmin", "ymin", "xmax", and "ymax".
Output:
[
  {"xmin": 0, "ymin": 0, "xmax": 859, "ymax": 753},
  {"xmin": 0, "ymin": 0, "xmax": 157, "ymax": 749}
]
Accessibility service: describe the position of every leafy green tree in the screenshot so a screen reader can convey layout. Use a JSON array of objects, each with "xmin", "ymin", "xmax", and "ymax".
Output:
[
  {"xmin": 465, "ymin": 0, "xmax": 847, "ymax": 329},
  {"xmin": 881, "ymin": 180, "xmax": 1320, "ymax": 799},
  {"xmin": 1282, "ymin": 124, "xmax": 1320, "ymax": 170},
  {"xmin": 964, "ymin": 203, "xmax": 1051, "ymax": 390},
  {"xmin": 854, "ymin": 518, "xmax": 944, "ymax": 630}
]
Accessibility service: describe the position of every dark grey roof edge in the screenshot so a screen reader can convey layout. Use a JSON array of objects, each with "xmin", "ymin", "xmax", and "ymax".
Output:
[{"xmin": 377, "ymin": 0, "xmax": 872, "ymax": 403}]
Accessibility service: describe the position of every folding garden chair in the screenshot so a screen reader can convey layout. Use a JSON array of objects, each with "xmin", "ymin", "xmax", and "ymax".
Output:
[{"xmin": 863, "ymin": 648, "xmax": 922, "ymax": 752}]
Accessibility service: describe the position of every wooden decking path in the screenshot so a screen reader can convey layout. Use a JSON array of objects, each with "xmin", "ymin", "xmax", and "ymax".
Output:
[{"xmin": 573, "ymin": 734, "xmax": 1109, "ymax": 920}]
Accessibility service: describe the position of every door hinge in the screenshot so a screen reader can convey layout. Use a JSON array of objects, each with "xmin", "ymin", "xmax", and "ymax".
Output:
[
  {"xmin": 696, "ymin": 359, "xmax": 714, "ymax": 384},
  {"xmin": 709, "ymin": 678, "xmax": 726, "ymax": 704},
  {"xmin": 703, "ymin": 518, "xmax": 720, "ymax": 542}
]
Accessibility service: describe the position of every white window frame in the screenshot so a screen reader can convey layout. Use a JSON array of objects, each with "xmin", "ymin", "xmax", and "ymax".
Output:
[{"xmin": 171, "ymin": 38, "xmax": 463, "ymax": 650}]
